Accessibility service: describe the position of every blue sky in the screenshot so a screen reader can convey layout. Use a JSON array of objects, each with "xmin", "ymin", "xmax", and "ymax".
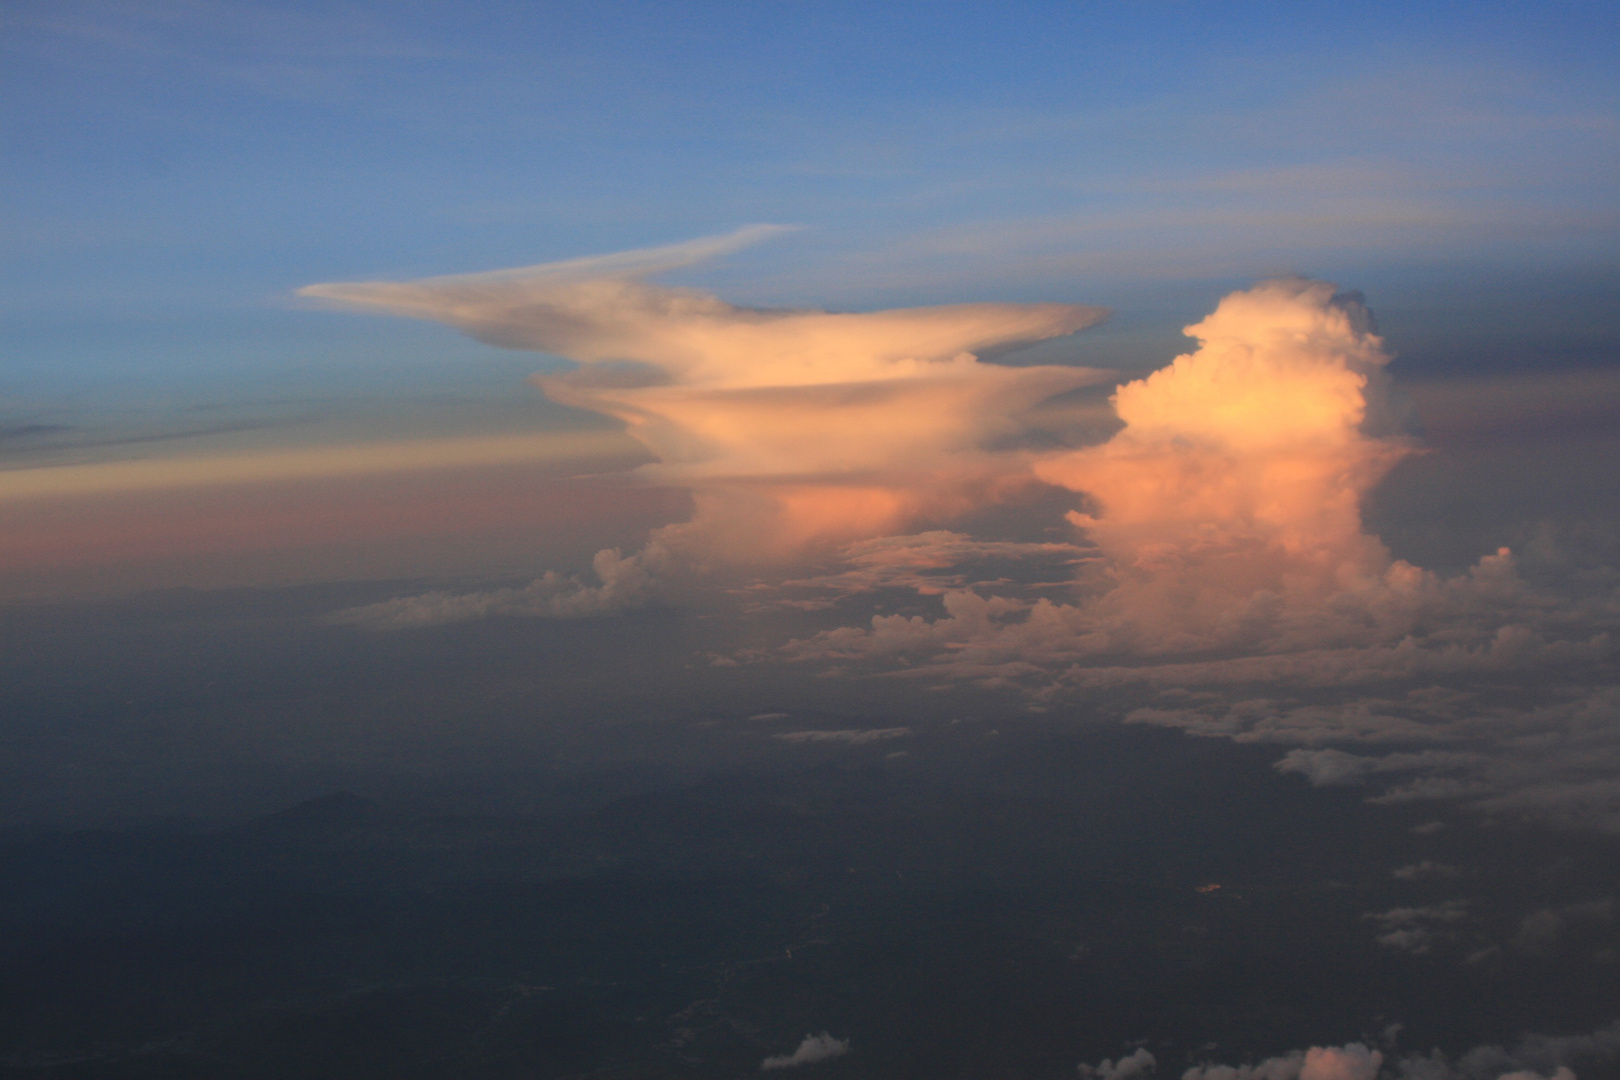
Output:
[{"xmin": 4, "ymin": 0, "xmax": 1618, "ymax": 424}]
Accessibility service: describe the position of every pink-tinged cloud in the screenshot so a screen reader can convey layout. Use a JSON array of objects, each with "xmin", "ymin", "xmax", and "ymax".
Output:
[
  {"xmin": 301, "ymin": 228, "xmax": 1111, "ymax": 563},
  {"xmin": 1032, "ymin": 277, "xmax": 1415, "ymax": 650}
]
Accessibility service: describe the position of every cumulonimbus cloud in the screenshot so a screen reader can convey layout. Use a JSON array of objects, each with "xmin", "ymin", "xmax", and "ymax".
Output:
[{"xmin": 302, "ymin": 226, "xmax": 1111, "ymax": 564}]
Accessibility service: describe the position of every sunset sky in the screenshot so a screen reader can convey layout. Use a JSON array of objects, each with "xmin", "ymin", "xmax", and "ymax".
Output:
[{"xmin": 3, "ymin": 3, "xmax": 1620, "ymax": 1077}]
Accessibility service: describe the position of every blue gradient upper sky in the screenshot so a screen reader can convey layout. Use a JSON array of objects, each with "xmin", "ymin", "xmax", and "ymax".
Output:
[{"xmin": 4, "ymin": 0, "xmax": 1618, "ymax": 415}]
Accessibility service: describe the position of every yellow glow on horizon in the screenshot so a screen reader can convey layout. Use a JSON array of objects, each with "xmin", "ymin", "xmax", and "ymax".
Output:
[{"xmin": 0, "ymin": 429, "xmax": 644, "ymax": 502}]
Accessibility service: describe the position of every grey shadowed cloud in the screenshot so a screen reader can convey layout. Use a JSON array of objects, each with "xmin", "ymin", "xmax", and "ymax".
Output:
[{"xmin": 761, "ymin": 1032, "xmax": 850, "ymax": 1070}]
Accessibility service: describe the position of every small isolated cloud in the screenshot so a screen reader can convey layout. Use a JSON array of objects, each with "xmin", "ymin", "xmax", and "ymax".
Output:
[
  {"xmin": 1080, "ymin": 1046, "xmax": 1156, "ymax": 1080},
  {"xmin": 749, "ymin": 712, "xmax": 790, "ymax": 721},
  {"xmin": 775, "ymin": 728, "xmax": 912, "ymax": 745},
  {"xmin": 1275, "ymin": 748, "xmax": 1380, "ymax": 787},
  {"xmin": 762, "ymin": 1032, "xmax": 850, "ymax": 1070},
  {"xmin": 1392, "ymin": 861, "xmax": 1463, "ymax": 881}
]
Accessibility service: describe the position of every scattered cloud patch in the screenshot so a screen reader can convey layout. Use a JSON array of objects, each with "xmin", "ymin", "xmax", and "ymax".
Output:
[
  {"xmin": 762, "ymin": 1032, "xmax": 850, "ymax": 1070},
  {"xmin": 329, "ymin": 547, "xmax": 663, "ymax": 629},
  {"xmin": 1080, "ymin": 1047, "xmax": 1156, "ymax": 1080},
  {"xmin": 1183, "ymin": 1043, "xmax": 1382, "ymax": 1080},
  {"xmin": 775, "ymin": 728, "xmax": 912, "ymax": 745},
  {"xmin": 1392, "ymin": 861, "xmax": 1463, "ymax": 881},
  {"xmin": 1364, "ymin": 901, "xmax": 1470, "ymax": 954}
]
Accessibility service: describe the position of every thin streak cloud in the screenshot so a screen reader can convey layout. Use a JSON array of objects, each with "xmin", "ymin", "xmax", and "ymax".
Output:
[{"xmin": 0, "ymin": 429, "xmax": 640, "ymax": 501}]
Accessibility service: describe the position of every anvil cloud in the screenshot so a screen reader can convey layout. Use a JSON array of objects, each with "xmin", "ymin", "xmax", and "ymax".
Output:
[{"xmin": 304, "ymin": 228, "xmax": 1110, "ymax": 568}]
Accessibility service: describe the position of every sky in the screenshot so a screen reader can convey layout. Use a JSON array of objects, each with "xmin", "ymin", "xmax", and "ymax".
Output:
[
  {"xmin": 3, "ymin": 2, "xmax": 1620, "ymax": 1076},
  {"xmin": 5, "ymin": 0, "xmax": 1619, "ymax": 594}
]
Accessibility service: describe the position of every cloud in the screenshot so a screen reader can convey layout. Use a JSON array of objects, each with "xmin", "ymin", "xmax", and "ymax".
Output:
[
  {"xmin": 308, "ymin": 229, "xmax": 1110, "ymax": 619},
  {"xmin": 329, "ymin": 546, "xmax": 663, "ymax": 628},
  {"xmin": 777, "ymin": 531, "xmax": 1092, "ymax": 601},
  {"xmin": 1394, "ymin": 1021, "xmax": 1620, "ymax": 1080},
  {"xmin": 1364, "ymin": 901, "xmax": 1470, "ymax": 954},
  {"xmin": 1025, "ymin": 277, "xmax": 1416, "ymax": 654},
  {"xmin": 774, "ymin": 727, "xmax": 912, "ymax": 745},
  {"xmin": 1182, "ymin": 1043, "xmax": 1383, "ymax": 1080},
  {"xmin": 303, "ymin": 228, "xmax": 1109, "ymax": 561},
  {"xmin": 0, "ymin": 430, "xmax": 639, "ymax": 501},
  {"xmin": 761, "ymin": 1032, "xmax": 850, "ymax": 1070},
  {"xmin": 1080, "ymin": 1047, "xmax": 1156, "ymax": 1080},
  {"xmin": 1178, "ymin": 1022, "xmax": 1620, "ymax": 1080},
  {"xmin": 1275, "ymin": 748, "xmax": 1383, "ymax": 787},
  {"xmin": 1510, "ymin": 899, "xmax": 1614, "ymax": 958},
  {"xmin": 1391, "ymin": 861, "xmax": 1462, "ymax": 881},
  {"xmin": 786, "ymin": 278, "xmax": 1439, "ymax": 665}
]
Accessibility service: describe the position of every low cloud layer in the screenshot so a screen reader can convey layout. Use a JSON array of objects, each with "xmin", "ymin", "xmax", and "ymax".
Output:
[{"xmin": 1082, "ymin": 1023, "xmax": 1620, "ymax": 1080}]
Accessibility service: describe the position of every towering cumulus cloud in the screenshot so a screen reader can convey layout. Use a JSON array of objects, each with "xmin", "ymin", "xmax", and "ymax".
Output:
[
  {"xmin": 302, "ymin": 227, "xmax": 1109, "ymax": 568},
  {"xmin": 1033, "ymin": 277, "xmax": 1416, "ymax": 652}
]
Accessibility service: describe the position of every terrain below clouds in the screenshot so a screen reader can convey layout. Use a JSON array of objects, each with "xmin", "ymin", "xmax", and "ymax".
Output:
[{"xmin": 3, "ymin": 711, "xmax": 1618, "ymax": 1079}]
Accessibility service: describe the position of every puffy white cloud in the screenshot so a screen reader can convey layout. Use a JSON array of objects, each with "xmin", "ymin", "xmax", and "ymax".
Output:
[{"xmin": 761, "ymin": 1032, "xmax": 850, "ymax": 1070}]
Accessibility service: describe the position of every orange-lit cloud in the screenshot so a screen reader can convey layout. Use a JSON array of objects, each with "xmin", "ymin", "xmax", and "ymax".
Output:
[
  {"xmin": 1031, "ymin": 277, "xmax": 1416, "ymax": 651},
  {"xmin": 790, "ymin": 278, "xmax": 1432, "ymax": 660},
  {"xmin": 302, "ymin": 228, "xmax": 1111, "ymax": 580}
]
